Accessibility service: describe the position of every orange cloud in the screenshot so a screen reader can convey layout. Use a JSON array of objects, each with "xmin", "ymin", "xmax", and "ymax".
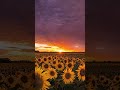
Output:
[{"xmin": 35, "ymin": 43, "xmax": 74, "ymax": 52}]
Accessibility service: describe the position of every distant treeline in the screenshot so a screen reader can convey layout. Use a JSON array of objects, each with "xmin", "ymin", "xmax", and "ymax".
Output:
[
  {"xmin": 86, "ymin": 61, "xmax": 120, "ymax": 63},
  {"xmin": 0, "ymin": 58, "xmax": 33, "ymax": 63},
  {"xmin": 35, "ymin": 51, "xmax": 85, "ymax": 54}
]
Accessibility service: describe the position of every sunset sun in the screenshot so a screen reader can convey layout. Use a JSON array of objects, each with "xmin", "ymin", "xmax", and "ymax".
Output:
[{"xmin": 35, "ymin": 43, "xmax": 75, "ymax": 52}]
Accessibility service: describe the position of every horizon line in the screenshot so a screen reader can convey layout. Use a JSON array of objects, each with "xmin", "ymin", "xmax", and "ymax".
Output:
[{"xmin": 35, "ymin": 51, "xmax": 85, "ymax": 53}]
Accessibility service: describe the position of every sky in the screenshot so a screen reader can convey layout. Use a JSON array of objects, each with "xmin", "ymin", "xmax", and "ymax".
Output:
[
  {"xmin": 35, "ymin": 0, "xmax": 85, "ymax": 52},
  {"xmin": 86, "ymin": 0, "xmax": 120, "ymax": 61},
  {"xmin": 0, "ymin": 0, "xmax": 34, "ymax": 61},
  {"xmin": 1, "ymin": 0, "xmax": 119, "ymax": 61}
]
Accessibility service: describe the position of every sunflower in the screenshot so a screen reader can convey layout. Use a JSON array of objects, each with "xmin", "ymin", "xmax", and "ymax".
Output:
[
  {"xmin": 102, "ymin": 78, "xmax": 111, "ymax": 87},
  {"xmin": 42, "ymin": 57, "xmax": 49, "ymax": 63},
  {"xmin": 68, "ymin": 59, "xmax": 72, "ymax": 63},
  {"xmin": 47, "ymin": 68, "xmax": 58, "ymax": 79},
  {"xmin": 5, "ymin": 75, "xmax": 17, "ymax": 88},
  {"xmin": 35, "ymin": 62, "xmax": 39, "ymax": 68},
  {"xmin": 79, "ymin": 60, "xmax": 85, "ymax": 66},
  {"xmin": 86, "ymin": 83, "xmax": 96, "ymax": 90},
  {"xmin": 56, "ymin": 62, "xmax": 64, "ymax": 71},
  {"xmin": 72, "ymin": 58, "xmax": 76, "ymax": 63},
  {"xmin": 72, "ymin": 57, "xmax": 75, "ymax": 61},
  {"xmin": 51, "ymin": 60, "xmax": 58, "ymax": 67},
  {"xmin": 86, "ymin": 75, "xmax": 98, "ymax": 89},
  {"xmin": 35, "ymin": 67, "xmax": 50, "ymax": 90},
  {"xmin": 76, "ymin": 58, "xmax": 80, "ymax": 61},
  {"xmin": 15, "ymin": 71, "xmax": 24, "ymax": 78},
  {"xmin": 109, "ymin": 85, "xmax": 120, "ymax": 90},
  {"xmin": 57, "ymin": 59, "xmax": 61, "ymax": 63},
  {"xmin": 37, "ymin": 58, "xmax": 43, "ymax": 64},
  {"xmin": 0, "ymin": 87, "xmax": 6, "ymax": 90},
  {"xmin": 65, "ymin": 57, "xmax": 68, "ymax": 60},
  {"xmin": 14, "ymin": 83, "xmax": 22, "ymax": 89},
  {"xmin": 76, "ymin": 64, "xmax": 85, "ymax": 81},
  {"xmin": 64, "ymin": 59, "xmax": 68, "ymax": 64},
  {"xmin": 88, "ymin": 74, "xmax": 97, "ymax": 82},
  {"xmin": 112, "ymin": 75, "xmax": 120, "ymax": 84},
  {"xmin": 82, "ymin": 58, "xmax": 85, "ymax": 61},
  {"xmin": 42, "ymin": 63, "xmax": 51, "ymax": 71},
  {"xmin": 48, "ymin": 56, "xmax": 51, "ymax": 60},
  {"xmin": 18, "ymin": 87, "xmax": 24, "ymax": 90},
  {"xmin": 61, "ymin": 60, "xmax": 64, "ymax": 63},
  {"xmin": 26, "ymin": 71, "xmax": 35, "ymax": 88},
  {"xmin": 62, "ymin": 69, "xmax": 75, "ymax": 84},
  {"xmin": 98, "ymin": 75, "xmax": 107, "ymax": 83},
  {"xmin": 17, "ymin": 72, "xmax": 31, "ymax": 88},
  {"xmin": 0, "ymin": 74, "xmax": 5, "ymax": 83},
  {"xmin": 98, "ymin": 75, "xmax": 112, "ymax": 87},
  {"xmin": 24, "ymin": 85, "xmax": 35, "ymax": 90},
  {"xmin": 29, "ymin": 70, "xmax": 35, "ymax": 81},
  {"xmin": 66, "ymin": 62, "xmax": 74, "ymax": 69}
]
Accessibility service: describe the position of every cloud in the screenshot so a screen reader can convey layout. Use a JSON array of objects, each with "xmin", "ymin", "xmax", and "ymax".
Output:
[
  {"xmin": 0, "ymin": 41, "xmax": 34, "ymax": 60},
  {"xmin": 0, "ymin": 41, "xmax": 34, "ymax": 50},
  {"xmin": 20, "ymin": 49, "xmax": 34, "ymax": 52},
  {"xmin": 0, "ymin": 50, "xmax": 9, "ymax": 56},
  {"xmin": 35, "ymin": 43, "xmax": 73, "ymax": 52},
  {"xmin": 35, "ymin": 0, "xmax": 85, "ymax": 52}
]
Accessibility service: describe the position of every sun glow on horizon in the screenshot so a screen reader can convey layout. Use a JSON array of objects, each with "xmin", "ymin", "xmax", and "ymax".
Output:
[{"xmin": 35, "ymin": 43, "xmax": 74, "ymax": 52}]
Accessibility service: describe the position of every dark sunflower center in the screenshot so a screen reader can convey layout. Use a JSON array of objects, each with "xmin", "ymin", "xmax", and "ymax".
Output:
[
  {"xmin": 44, "ymin": 58, "xmax": 47, "ymax": 61},
  {"xmin": 35, "ymin": 73, "xmax": 43, "ymax": 89},
  {"xmin": 104, "ymin": 80, "xmax": 108, "ymax": 85},
  {"xmin": 58, "ymin": 64, "xmax": 62, "ymax": 68},
  {"xmin": 68, "ymin": 59, "xmax": 71, "ymax": 62},
  {"xmin": 44, "ymin": 64, "xmax": 48, "ymax": 68},
  {"xmin": 116, "ymin": 77, "xmax": 119, "ymax": 81},
  {"xmin": 53, "ymin": 61, "xmax": 56, "ymax": 64},
  {"xmin": 92, "ymin": 80, "xmax": 95, "ymax": 86},
  {"xmin": 0, "ymin": 76, "xmax": 2, "ymax": 81},
  {"xmin": 38, "ymin": 59, "xmax": 41, "ymax": 62},
  {"xmin": 8, "ymin": 77, "xmax": 14, "ymax": 84},
  {"xmin": 100, "ymin": 77, "xmax": 104, "ymax": 81},
  {"xmin": 48, "ymin": 57, "xmax": 51, "ymax": 60},
  {"xmin": 64, "ymin": 60, "xmax": 67, "ymax": 63},
  {"xmin": 15, "ymin": 83, "xmax": 21, "ymax": 88},
  {"xmin": 80, "ymin": 69, "xmax": 85, "ymax": 76},
  {"xmin": 68, "ymin": 63, "xmax": 72, "ymax": 68},
  {"xmin": 50, "ymin": 71, "xmax": 55, "ymax": 76},
  {"xmin": 65, "ymin": 73, "xmax": 71, "ymax": 79},
  {"xmin": 21, "ymin": 76, "xmax": 28, "ymax": 83}
]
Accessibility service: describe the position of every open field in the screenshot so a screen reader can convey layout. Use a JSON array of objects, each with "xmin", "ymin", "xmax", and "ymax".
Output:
[
  {"xmin": 86, "ymin": 62, "xmax": 120, "ymax": 75},
  {"xmin": 35, "ymin": 52, "xmax": 85, "ymax": 90},
  {"xmin": 0, "ymin": 62, "xmax": 34, "ymax": 90},
  {"xmin": 86, "ymin": 62, "xmax": 120, "ymax": 90},
  {"xmin": 1, "ymin": 54, "xmax": 119, "ymax": 89}
]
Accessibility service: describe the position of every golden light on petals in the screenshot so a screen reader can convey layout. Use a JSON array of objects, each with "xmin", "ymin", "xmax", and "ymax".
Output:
[
  {"xmin": 76, "ymin": 65, "xmax": 85, "ymax": 81},
  {"xmin": 56, "ymin": 62, "xmax": 64, "ymax": 71},
  {"xmin": 35, "ymin": 67, "xmax": 51, "ymax": 90},
  {"xmin": 48, "ymin": 68, "xmax": 58, "ymax": 79},
  {"xmin": 62, "ymin": 69, "xmax": 75, "ymax": 84}
]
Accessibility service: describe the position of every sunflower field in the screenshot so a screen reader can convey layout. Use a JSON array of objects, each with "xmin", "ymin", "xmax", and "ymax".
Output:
[
  {"xmin": 86, "ymin": 74, "xmax": 120, "ymax": 90},
  {"xmin": 0, "ymin": 63, "xmax": 35, "ymax": 90},
  {"xmin": 86, "ymin": 62, "xmax": 120, "ymax": 90},
  {"xmin": 35, "ymin": 52, "xmax": 85, "ymax": 90}
]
